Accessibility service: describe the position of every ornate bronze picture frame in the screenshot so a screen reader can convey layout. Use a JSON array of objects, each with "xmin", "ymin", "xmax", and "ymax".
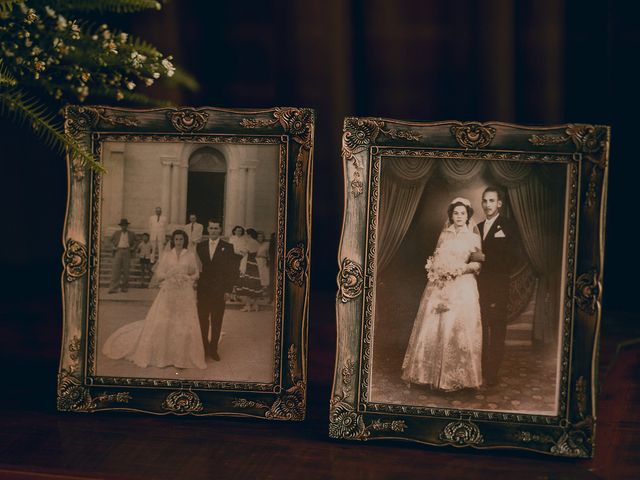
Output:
[
  {"xmin": 59, "ymin": 106, "xmax": 313, "ymax": 419},
  {"xmin": 332, "ymin": 118, "xmax": 609, "ymax": 456}
]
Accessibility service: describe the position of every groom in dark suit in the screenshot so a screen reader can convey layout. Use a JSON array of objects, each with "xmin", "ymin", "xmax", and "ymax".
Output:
[
  {"xmin": 196, "ymin": 221, "xmax": 240, "ymax": 361},
  {"xmin": 471, "ymin": 187, "xmax": 520, "ymax": 386}
]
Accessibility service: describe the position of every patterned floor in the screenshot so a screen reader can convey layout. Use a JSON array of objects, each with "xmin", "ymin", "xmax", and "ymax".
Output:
[{"xmin": 370, "ymin": 346, "xmax": 559, "ymax": 416}]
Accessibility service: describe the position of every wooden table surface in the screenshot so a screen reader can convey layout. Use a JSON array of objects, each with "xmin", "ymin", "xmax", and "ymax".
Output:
[{"xmin": 0, "ymin": 292, "xmax": 638, "ymax": 480}]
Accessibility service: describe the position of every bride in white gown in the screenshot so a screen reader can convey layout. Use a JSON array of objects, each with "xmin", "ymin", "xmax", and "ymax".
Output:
[
  {"xmin": 401, "ymin": 197, "xmax": 483, "ymax": 391},
  {"xmin": 103, "ymin": 229, "xmax": 207, "ymax": 370}
]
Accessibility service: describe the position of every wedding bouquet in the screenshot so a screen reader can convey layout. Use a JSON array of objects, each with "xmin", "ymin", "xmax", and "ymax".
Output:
[
  {"xmin": 164, "ymin": 272, "xmax": 192, "ymax": 289},
  {"xmin": 425, "ymin": 249, "xmax": 466, "ymax": 314}
]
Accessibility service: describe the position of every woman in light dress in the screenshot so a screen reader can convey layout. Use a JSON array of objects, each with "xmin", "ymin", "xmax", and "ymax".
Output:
[
  {"xmin": 102, "ymin": 229, "xmax": 207, "ymax": 370},
  {"xmin": 401, "ymin": 198, "xmax": 483, "ymax": 391},
  {"xmin": 255, "ymin": 231, "xmax": 271, "ymax": 302},
  {"xmin": 228, "ymin": 225, "xmax": 248, "ymax": 301},
  {"xmin": 236, "ymin": 228, "xmax": 263, "ymax": 312}
]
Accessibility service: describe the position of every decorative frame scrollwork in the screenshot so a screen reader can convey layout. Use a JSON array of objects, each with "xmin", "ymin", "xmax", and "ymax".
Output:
[
  {"xmin": 285, "ymin": 243, "xmax": 307, "ymax": 287},
  {"xmin": 333, "ymin": 118, "xmax": 609, "ymax": 456},
  {"xmin": 575, "ymin": 269, "xmax": 600, "ymax": 314},
  {"xmin": 162, "ymin": 391, "xmax": 204, "ymax": 414},
  {"xmin": 439, "ymin": 420, "xmax": 484, "ymax": 446},
  {"xmin": 63, "ymin": 239, "xmax": 87, "ymax": 282},
  {"xmin": 341, "ymin": 117, "xmax": 421, "ymax": 197},
  {"xmin": 167, "ymin": 108, "xmax": 209, "ymax": 133},
  {"xmin": 337, "ymin": 258, "xmax": 364, "ymax": 303},
  {"xmin": 450, "ymin": 122, "xmax": 496, "ymax": 149},
  {"xmin": 240, "ymin": 107, "xmax": 314, "ymax": 188},
  {"xmin": 60, "ymin": 106, "xmax": 313, "ymax": 420}
]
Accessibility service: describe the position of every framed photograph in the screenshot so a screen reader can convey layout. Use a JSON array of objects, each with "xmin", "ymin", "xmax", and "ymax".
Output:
[
  {"xmin": 331, "ymin": 118, "xmax": 609, "ymax": 456},
  {"xmin": 58, "ymin": 106, "xmax": 313, "ymax": 419}
]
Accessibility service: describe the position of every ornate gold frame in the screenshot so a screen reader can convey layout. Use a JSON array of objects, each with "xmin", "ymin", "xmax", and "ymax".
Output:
[
  {"xmin": 332, "ymin": 119, "xmax": 609, "ymax": 456},
  {"xmin": 58, "ymin": 106, "xmax": 313, "ymax": 418}
]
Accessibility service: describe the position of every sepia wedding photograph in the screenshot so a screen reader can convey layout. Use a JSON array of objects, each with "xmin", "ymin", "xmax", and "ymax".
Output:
[
  {"xmin": 93, "ymin": 139, "xmax": 281, "ymax": 384},
  {"xmin": 369, "ymin": 156, "xmax": 568, "ymax": 416}
]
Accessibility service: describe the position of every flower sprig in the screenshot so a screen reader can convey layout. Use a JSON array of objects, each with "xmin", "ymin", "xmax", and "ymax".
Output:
[{"xmin": 0, "ymin": 0, "xmax": 196, "ymax": 172}]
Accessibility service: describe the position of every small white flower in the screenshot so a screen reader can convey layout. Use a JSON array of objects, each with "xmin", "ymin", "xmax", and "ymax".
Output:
[
  {"xmin": 77, "ymin": 85, "xmax": 89, "ymax": 100},
  {"xmin": 126, "ymin": 81, "xmax": 136, "ymax": 90},
  {"xmin": 104, "ymin": 40, "xmax": 118, "ymax": 54},
  {"xmin": 152, "ymin": 71, "xmax": 160, "ymax": 79},
  {"xmin": 31, "ymin": 46, "xmax": 42, "ymax": 56},
  {"xmin": 130, "ymin": 51, "xmax": 147, "ymax": 67},
  {"xmin": 118, "ymin": 32, "xmax": 128, "ymax": 43},
  {"xmin": 161, "ymin": 58, "xmax": 175, "ymax": 77},
  {"xmin": 116, "ymin": 90, "xmax": 124, "ymax": 101},
  {"xmin": 45, "ymin": 6, "xmax": 57, "ymax": 18},
  {"xmin": 144, "ymin": 78, "xmax": 154, "ymax": 86},
  {"xmin": 24, "ymin": 8, "xmax": 38, "ymax": 24},
  {"xmin": 56, "ymin": 15, "xmax": 67, "ymax": 30},
  {"xmin": 69, "ymin": 21, "xmax": 81, "ymax": 40}
]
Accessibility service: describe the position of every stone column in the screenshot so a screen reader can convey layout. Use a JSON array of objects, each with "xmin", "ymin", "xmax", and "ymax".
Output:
[
  {"xmin": 245, "ymin": 166, "xmax": 257, "ymax": 228},
  {"xmin": 107, "ymin": 143, "xmax": 126, "ymax": 229},
  {"xmin": 160, "ymin": 157, "xmax": 173, "ymax": 218},
  {"xmin": 170, "ymin": 161, "xmax": 181, "ymax": 224},
  {"xmin": 224, "ymin": 167, "xmax": 239, "ymax": 234},
  {"xmin": 178, "ymin": 163, "xmax": 189, "ymax": 224},
  {"xmin": 235, "ymin": 167, "xmax": 248, "ymax": 229}
]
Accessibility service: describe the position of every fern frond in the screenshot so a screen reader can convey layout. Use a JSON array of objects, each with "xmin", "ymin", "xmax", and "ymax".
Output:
[
  {"xmin": 0, "ymin": 89, "xmax": 104, "ymax": 172},
  {"xmin": 0, "ymin": 0, "xmax": 18, "ymax": 14},
  {"xmin": 0, "ymin": 59, "xmax": 17, "ymax": 87},
  {"xmin": 90, "ymin": 87, "xmax": 172, "ymax": 106},
  {"xmin": 38, "ymin": 0, "xmax": 165, "ymax": 14},
  {"xmin": 168, "ymin": 68, "xmax": 200, "ymax": 92}
]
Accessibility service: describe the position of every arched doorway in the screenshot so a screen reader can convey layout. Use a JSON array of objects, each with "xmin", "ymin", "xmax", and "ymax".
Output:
[{"xmin": 187, "ymin": 147, "xmax": 226, "ymax": 226}]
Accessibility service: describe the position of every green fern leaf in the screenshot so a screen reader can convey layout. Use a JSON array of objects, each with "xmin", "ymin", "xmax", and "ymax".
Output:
[
  {"xmin": 168, "ymin": 68, "xmax": 200, "ymax": 92},
  {"xmin": 0, "ymin": 59, "xmax": 17, "ymax": 87},
  {"xmin": 0, "ymin": 89, "xmax": 104, "ymax": 172},
  {"xmin": 90, "ymin": 87, "xmax": 173, "ymax": 107},
  {"xmin": 0, "ymin": 0, "xmax": 18, "ymax": 14},
  {"xmin": 38, "ymin": 0, "xmax": 165, "ymax": 14}
]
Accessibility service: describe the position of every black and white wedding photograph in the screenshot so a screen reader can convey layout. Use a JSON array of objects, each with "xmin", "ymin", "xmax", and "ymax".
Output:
[
  {"xmin": 369, "ymin": 157, "xmax": 568, "ymax": 416},
  {"xmin": 94, "ymin": 140, "xmax": 281, "ymax": 384}
]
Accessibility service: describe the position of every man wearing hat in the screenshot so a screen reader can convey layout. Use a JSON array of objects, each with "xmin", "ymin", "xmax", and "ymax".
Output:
[{"xmin": 109, "ymin": 218, "xmax": 138, "ymax": 294}]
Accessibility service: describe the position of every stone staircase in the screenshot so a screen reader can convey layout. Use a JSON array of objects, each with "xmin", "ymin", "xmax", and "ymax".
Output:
[{"xmin": 99, "ymin": 249, "xmax": 152, "ymax": 288}]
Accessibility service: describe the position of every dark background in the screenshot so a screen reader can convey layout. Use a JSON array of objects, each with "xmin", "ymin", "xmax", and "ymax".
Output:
[{"xmin": 1, "ymin": 1, "xmax": 639, "ymax": 478}]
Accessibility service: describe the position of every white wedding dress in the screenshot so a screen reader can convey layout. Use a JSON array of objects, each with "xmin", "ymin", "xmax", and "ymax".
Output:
[
  {"xmin": 401, "ymin": 224, "xmax": 483, "ymax": 391},
  {"xmin": 103, "ymin": 248, "xmax": 207, "ymax": 369}
]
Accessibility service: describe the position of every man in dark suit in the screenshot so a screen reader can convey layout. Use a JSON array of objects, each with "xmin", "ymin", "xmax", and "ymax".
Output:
[
  {"xmin": 472, "ymin": 187, "xmax": 520, "ymax": 386},
  {"xmin": 196, "ymin": 221, "xmax": 241, "ymax": 361},
  {"xmin": 108, "ymin": 218, "xmax": 138, "ymax": 293}
]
